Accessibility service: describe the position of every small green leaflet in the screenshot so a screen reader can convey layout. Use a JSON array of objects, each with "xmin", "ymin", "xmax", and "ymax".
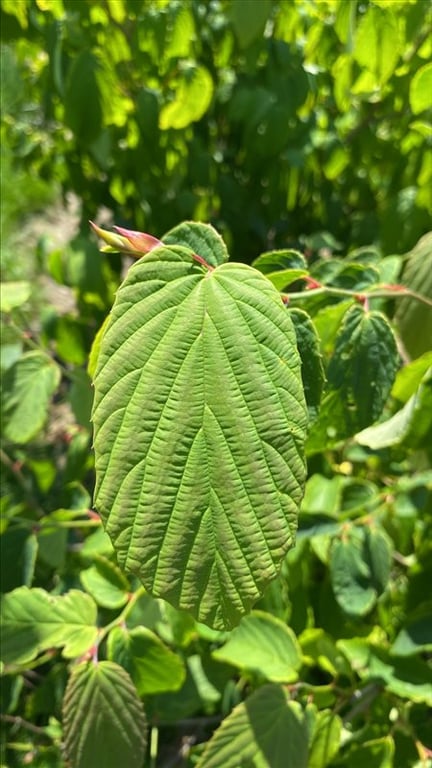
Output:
[{"xmin": 92, "ymin": 223, "xmax": 308, "ymax": 629}]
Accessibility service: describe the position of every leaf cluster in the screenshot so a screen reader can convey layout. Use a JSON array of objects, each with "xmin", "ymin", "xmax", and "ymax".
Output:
[{"xmin": 1, "ymin": 221, "xmax": 431, "ymax": 767}]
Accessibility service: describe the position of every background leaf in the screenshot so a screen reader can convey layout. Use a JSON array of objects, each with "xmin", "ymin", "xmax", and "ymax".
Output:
[
  {"xmin": 107, "ymin": 625, "xmax": 186, "ymax": 695},
  {"xmin": 327, "ymin": 304, "xmax": 399, "ymax": 429},
  {"xmin": 1, "ymin": 351, "xmax": 61, "ymax": 443},
  {"xmin": 1, "ymin": 587, "xmax": 98, "ymax": 666},
  {"xmin": 212, "ymin": 610, "xmax": 302, "ymax": 682},
  {"xmin": 62, "ymin": 661, "xmax": 147, "ymax": 768},
  {"xmin": 197, "ymin": 684, "xmax": 309, "ymax": 768}
]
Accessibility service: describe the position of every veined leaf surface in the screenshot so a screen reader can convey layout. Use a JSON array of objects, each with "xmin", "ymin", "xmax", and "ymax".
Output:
[{"xmin": 92, "ymin": 231, "xmax": 307, "ymax": 629}]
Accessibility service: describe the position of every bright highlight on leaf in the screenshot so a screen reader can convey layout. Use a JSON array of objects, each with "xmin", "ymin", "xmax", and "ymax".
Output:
[{"xmin": 92, "ymin": 222, "xmax": 308, "ymax": 629}]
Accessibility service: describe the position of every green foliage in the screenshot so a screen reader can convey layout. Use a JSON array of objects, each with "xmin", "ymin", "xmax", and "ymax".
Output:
[
  {"xmin": 1, "ymin": 1, "xmax": 432, "ymax": 765},
  {"xmin": 1, "ymin": 0, "xmax": 431, "ymax": 259},
  {"xmin": 1, "ymin": 217, "xmax": 431, "ymax": 766}
]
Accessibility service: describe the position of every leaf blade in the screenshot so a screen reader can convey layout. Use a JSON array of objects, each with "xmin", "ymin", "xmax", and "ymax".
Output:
[{"xmin": 92, "ymin": 242, "xmax": 308, "ymax": 629}]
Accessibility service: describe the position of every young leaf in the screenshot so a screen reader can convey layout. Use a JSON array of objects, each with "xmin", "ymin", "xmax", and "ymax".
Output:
[
  {"xmin": 197, "ymin": 684, "xmax": 309, "ymax": 768},
  {"xmin": 107, "ymin": 625, "xmax": 186, "ymax": 695},
  {"xmin": 63, "ymin": 661, "xmax": 147, "ymax": 768},
  {"xmin": 92, "ymin": 232, "xmax": 308, "ymax": 630},
  {"xmin": 212, "ymin": 610, "xmax": 301, "ymax": 682},
  {"xmin": 1, "ymin": 587, "xmax": 98, "ymax": 666},
  {"xmin": 1, "ymin": 351, "xmax": 61, "ymax": 443}
]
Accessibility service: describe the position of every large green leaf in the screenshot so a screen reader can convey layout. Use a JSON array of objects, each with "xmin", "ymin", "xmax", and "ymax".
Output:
[
  {"xmin": 1, "ymin": 351, "xmax": 61, "ymax": 443},
  {"xmin": 1, "ymin": 587, "xmax": 98, "ymax": 666},
  {"xmin": 197, "ymin": 684, "xmax": 309, "ymax": 768},
  {"xmin": 63, "ymin": 661, "xmax": 147, "ymax": 768},
  {"xmin": 212, "ymin": 610, "xmax": 301, "ymax": 682},
  {"xmin": 92, "ymin": 225, "xmax": 308, "ymax": 630}
]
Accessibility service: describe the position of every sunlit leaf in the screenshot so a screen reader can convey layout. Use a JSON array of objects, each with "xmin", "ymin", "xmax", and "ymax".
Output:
[{"xmin": 212, "ymin": 610, "xmax": 301, "ymax": 682}]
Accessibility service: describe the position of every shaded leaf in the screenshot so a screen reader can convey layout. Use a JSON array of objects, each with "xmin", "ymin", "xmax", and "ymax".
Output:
[
  {"xmin": 395, "ymin": 233, "xmax": 432, "ymax": 359},
  {"xmin": 63, "ymin": 661, "xmax": 147, "ymax": 768},
  {"xmin": 0, "ymin": 527, "xmax": 37, "ymax": 593},
  {"xmin": 391, "ymin": 612, "xmax": 432, "ymax": 657},
  {"xmin": 327, "ymin": 304, "xmax": 399, "ymax": 429},
  {"xmin": 229, "ymin": 0, "xmax": 271, "ymax": 49},
  {"xmin": 330, "ymin": 526, "xmax": 391, "ymax": 617},
  {"xmin": 197, "ymin": 684, "xmax": 308, "ymax": 768},
  {"xmin": 0, "ymin": 281, "xmax": 31, "ymax": 312},
  {"xmin": 340, "ymin": 641, "xmax": 432, "ymax": 705},
  {"xmin": 159, "ymin": 66, "xmax": 213, "ymax": 129},
  {"xmin": 252, "ymin": 250, "xmax": 308, "ymax": 291}
]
